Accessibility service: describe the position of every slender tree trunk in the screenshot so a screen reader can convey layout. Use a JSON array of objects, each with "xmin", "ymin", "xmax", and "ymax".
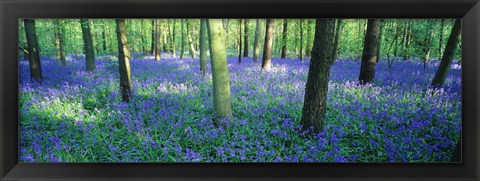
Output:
[
  {"xmin": 24, "ymin": 19, "xmax": 43, "ymax": 82},
  {"xmin": 155, "ymin": 19, "xmax": 161, "ymax": 61},
  {"xmin": 180, "ymin": 19, "xmax": 186, "ymax": 60},
  {"xmin": 238, "ymin": 19, "xmax": 242, "ymax": 63},
  {"xmin": 262, "ymin": 19, "xmax": 274, "ymax": 71},
  {"xmin": 253, "ymin": 19, "xmax": 262, "ymax": 62},
  {"xmin": 300, "ymin": 19, "xmax": 336, "ymax": 133},
  {"xmin": 359, "ymin": 19, "xmax": 381, "ymax": 84},
  {"xmin": 207, "ymin": 19, "xmax": 232, "ymax": 121},
  {"xmin": 431, "ymin": 19, "xmax": 461, "ymax": 87},
  {"xmin": 199, "ymin": 19, "xmax": 208, "ymax": 76},
  {"xmin": 393, "ymin": 22, "xmax": 400, "ymax": 57},
  {"xmin": 332, "ymin": 19, "xmax": 343, "ymax": 61},
  {"xmin": 243, "ymin": 19, "xmax": 249, "ymax": 57},
  {"xmin": 150, "ymin": 19, "xmax": 155, "ymax": 55},
  {"xmin": 163, "ymin": 28, "xmax": 168, "ymax": 52},
  {"xmin": 423, "ymin": 20, "xmax": 434, "ymax": 69},
  {"xmin": 387, "ymin": 26, "xmax": 399, "ymax": 69},
  {"xmin": 299, "ymin": 19, "xmax": 304, "ymax": 61},
  {"xmin": 376, "ymin": 20, "xmax": 384, "ymax": 62},
  {"xmin": 80, "ymin": 19, "xmax": 96, "ymax": 72},
  {"xmin": 438, "ymin": 19, "xmax": 446, "ymax": 59},
  {"xmin": 54, "ymin": 19, "xmax": 66, "ymax": 65},
  {"xmin": 305, "ymin": 19, "xmax": 313, "ymax": 57},
  {"xmin": 186, "ymin": 20, "xmax": 196, "ymax": 59},
  {"xmin": 140, "ymin": 19, "xmax": 146, "ymax": 55},
  {"xmin": 171, "ymin": 20, "xmax": 176, "ymax": 57},
  {"xmin": 281, "ymin": 19, "xmax": 288, "ymax": 59},
  {"xmin": 115, "ymin": 19, "xmax": 132, "ymax": 102},
  {"xmin": 102, "ymin": 22, "xmax": 108, "ymax": 54}
]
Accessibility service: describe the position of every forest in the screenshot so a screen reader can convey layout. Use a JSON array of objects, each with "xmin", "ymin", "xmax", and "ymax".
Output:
[{"xmin": 19, "ymin": 18, "xmax": 461, "ymax": 162}]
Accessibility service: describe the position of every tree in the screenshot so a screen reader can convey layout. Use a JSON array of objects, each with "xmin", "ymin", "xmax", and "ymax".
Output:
[
  {"xmin": 431, "ymin": 19, "xmax": 461, "ymax": 88},
  {"xmin": 299, "ymin": 19, "xmax": 304, "ymax": 61},
  {"xmin": 171, "ymin": 19, "xmax": 176, "ymax": 57},
  {"xmin": 150, "ymin": 19, "xmax": 155, "ymax": 55},
  {"xmin": 116, "ymin": 19, "xmax": 133, "ymax": 102},
  {"xmin": 438, "ymin": 19, "xmax": 445, "ymax": 59},
  {"xmin": 155, "ymin": 19, "xmax": 161, "ymax": 61},
  {"xmin": 199, "ymin": 19, "xmax": 208, "ymax": 76},
  {"xmin": 53, "ymin": 19, "xmax": 66, "ymax": 66},
  {"xmin": 207, "ymin": 19, "xmax": 232, "ymax": 121},
  {"xmin": 180, "ymin": 19, "xmax": 186, "ymax": 60},
  {"xmin": 262, "ymin": 19, "xmax": 274, "ymax": 71},
  {"xmin": 422, "ymin": 20, "xmax": 434, "ymax": 69},
  {"xmin": 281, "ymin": 19, "xmax": 288, "ymax": 59},
  {"xmin": 300, "ymin": 19, "xmax": 336, "ymax": 133},
  {"xmin": 186, "ymin": 20, "xmax": 196, "ymax": 59},
  {"xmin": 80, "ymin": 19, "xmax": 96, "ymax": 71},
  {"xmin": 238, "ymin": 19, "xmax": 242, "ymax": 63},
  {"xmin": 24, "ymin": 19, "xmax": 43, "ymax": 82},
  {"xmin": 243, "ymin": 19, "xmax": 249, "ymax": 57},
  {"xmin": 332, "ymin": 19, "xmax": 343, "ymax": 61},
  {"xmin": 358, "ymin": 19, "xmax": 381, "ymax": 84},
  {"xmin": 253, "ymin": 19, "xmax": 262, "ymax": 62}
]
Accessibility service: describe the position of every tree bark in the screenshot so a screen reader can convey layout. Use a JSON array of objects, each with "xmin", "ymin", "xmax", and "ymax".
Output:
[
  {"xmin": 238, "ymin": 19, "xmax": 242, "ymax": 63},
  {"xmin": 253, "ymin": 19, "xmax": 262, "ymax": 62},
  {"xmin": 155, "ymin": 19, "xmax": 161, "ymax": 61},
  {"xmin": 186, "ymin": 20, "xmax": 196, "ymax": 59},
  {"xmin": 359, "ymin": 19, "xmax": 381, "ymax": 84},
  {"xmin": 262, "ymin": 19, "xmax": 274, "ymax": 71},
  {"xmin": 80, "ymin": 19, "xmax": 96, "ymax": 72},
  {"xmin": 24, "ymin": 19, "xmax": 43, "ymax": 82},
  {"xmin": 332, "ymin": 19, "xmax": 343, "ymax": 61},
  {"xmin": 207, "ymin": 19, "xmax": 233, "ymax": 121},
  {"xmin": 299, "ymin": 19, "xmax": 304, "ymax": 61},
  {"xmin": 54, "ymin": 19, "xmax": 66, "ymax": 66},
  {"xmin": 171, "ymin": 19, "xmax": 176, "ymax": 57},
  {"xmin": 438, "ymin": 19, "xmax": 446, "ymax": 59},
  {"xmin": 431, "ymin": 19, "xmax": 461, "ymax": 87},
  {"xmin": 199, "ymin": 19, "xmax": 208, "ymax": 76},
  {"xmin": 180, "ymin": 19, "xmax": 186, "ymax": 60},
  {"xmin": 376, "ymin": 20, "xmax": 384, "ymax": 62},
  {"xmin": 243, "ymin": 19, "xmax": 249, "ymax": 57},
  {"xmin": 281, "ymin": 19, "xmax": 288, "ymax": 59},
  {"xmin": 300, "ymin": 19, "xmax": 336, "ymax": 133},
  {"xmin": 115, "ymin": 19, "xmax": 133, "ymax": 102},
  {"xmin": 150, "ymin": 19, "xmax": 155, "ymax": 55}
]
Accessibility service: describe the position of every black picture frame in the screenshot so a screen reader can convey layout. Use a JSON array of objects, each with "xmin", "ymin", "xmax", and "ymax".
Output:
[{"xmin": 1, "ymin": 0, "xmax": 479, "ymax": 180}]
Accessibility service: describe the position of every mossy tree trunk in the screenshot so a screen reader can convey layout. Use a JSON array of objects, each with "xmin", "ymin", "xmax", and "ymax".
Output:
[
  {"xmin": 199, "ymin": 19, "xmax": 208, "ymax": 76},
  {"xmin": 300, "ymin": 19, "xmax": 336, "ymax": 133},
  {"xmin": 207, "ymin": 19, "xmax": 233, "ymax": 121},
  {"xmin": 24, "ymin": 19, "xmax": 43, "ymax": 82},
  {"xmin": 115, "ymin": 19, "xmax": 133, "ymax": 102},
  {"xmin": 80, "ymin": 19, "xmax": 96, "ymax": 72},
  {"xmin": 431, "ymin": 19, "xmax": 461, "ymax": 88},
  {"xmin": 359, "ymin": 19, "xmax": 381, "ymax": 84},
  {"xmin": 261, "ymin": 19, "xmax": 274, "ymax": 71}
]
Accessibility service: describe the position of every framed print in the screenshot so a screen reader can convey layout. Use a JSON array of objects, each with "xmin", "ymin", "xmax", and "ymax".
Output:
[{"xmin": 1, "ymin": 0, "xmax": 479, "ymax": 180}]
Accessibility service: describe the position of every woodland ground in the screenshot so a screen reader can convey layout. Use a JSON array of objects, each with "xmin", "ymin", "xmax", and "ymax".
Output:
[{"xmin": 19, "ymin": 53, "xmax": 461, "ymax": 162}]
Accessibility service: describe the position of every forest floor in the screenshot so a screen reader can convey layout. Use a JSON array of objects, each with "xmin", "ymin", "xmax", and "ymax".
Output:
[{"xmin": 19, "ymin": 53, "xmax": 461, "ymax": 162}]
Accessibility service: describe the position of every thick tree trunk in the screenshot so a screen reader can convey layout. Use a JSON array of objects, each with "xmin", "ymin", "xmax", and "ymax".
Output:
[
  {"xmin": 243, "ymin": 19, "xmax": 249, "ymax": 57},
  {"xmin": 54, "ymin": 19, "xmax": 66, "ymax": 66},
  {"xmin": 115, "ymin": 19, "xmax": 133, "ymax": 102},
  {"xmin": 300, "ymin": 19, "xmax": 336, "ymax": 133},
  {"xmin": 180, "ymin": 19, "xmax": 186, "ymax": 60},
  {"xmin": 431, "ymin": 19, "xmax": 461, "ymax": 87},
  {"xmin": 281, "ymin": 19, "xmax": 288, "ymax": 59},
  {"xmin": 359, "ymin": 19, "xmax": 381, "ymax": 84},
  {"xmin": 186, "ymin": 20, "xmax": 196, "ymax": 59},
  {"xmin": 199, "ymin": 19, "xmax": 208, "ymax": 76},
  {"xmin": 253, "ymin": 19, "xmax": 262, "ymax": 62},
  {"xmin": 24, "ymin": 19, "xmax": 43, "ymax": 82},
  {"xmin": 207, "ymin": 19, "xmax": 233, "ymax": 121},
  {"xmin": 80, "ymin": 19, "xmax": 96, "ymax": 72},
  {"xmin": 262, "ymin": 19, "xmax": 274, "ymax": 71},
  {"xmin": 332, "ymin": 19, "xmax": 343, "ymax": 61},
  {"xmin": 155, "ymin": 19, "xmax": 161, "ymax": 61}
]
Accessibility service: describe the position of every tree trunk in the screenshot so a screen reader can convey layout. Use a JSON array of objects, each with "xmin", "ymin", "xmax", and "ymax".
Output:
[
  {"xmin": 431, "ymin": 19, "xmax": 461, "ymax": 87},
  {"xmin": 423, "ymin": 20, "xmax": 434, "ymax": 69},
  {"xmin": 54, "ymin": 19, "xmax": 66, "ymax": 66},
  {"xmin": 376, "ymin": 20, "xmax": 384, "ymax": 62},
  {"xmin": 199, "ymin": 19, "xmax": 208, "ymax": 76},
  {"xmin": 438, "ymin": 19, "xmax": 446, "ymax": 59},
  {"xmin": 253, "ymin": 19, "xmax": 262, "ymax": 62},
  {"xmin": 359, "ymin": 19, "xmax": 381, "ymax": 84},
  {"xmin": 207, "ymin": 19, "xmax": 233, "ymax": 121},
  {"xmin": 299, "ymin": 19, "xmax": 304, "ymax": 61},
  {"xmin": 80, "ymin": 19, "xmax": 96, "ymax": 72},
  {"xmin": 155, "ymin": 19, "xmax": 161, "ymax": 61},
  {"xmin": 281, "ymin": 19, "xmax": 288, "ymax": 59},
  {"xmin": 140, "ymin": 19, "xmax": 146, "ymax": 55},
  {"xmin": 300, "ymin": 19, "xmax": 336, "ymax": 133},
  {"xmin": 163, "ymin": 28, "xmax": 168, "ymax": 53},
  {"xmin": 180, "ymin": 19, "xmax": 186, "ymax": 60},
  {"xmin": 102, "ymin": 21, "xmax": 108, "ymax": 54},
  {"xmin": 238, "ymin": 19, "xmax": 242, "ymax": 63},
  {"xmin": 262, "ymin": 19, "xmax": 274, "ymax": 71},
  {"xmin": 115, "ymin": 19, "xmax": 132, "ymax": 102},
  {"xmin": 243, "ymin": 19, "xmax": 249, "ymax": 57},
  {"xmin": 305, "ymin": 19, "xmax": 313, "ymax": 57},
  {"xmin": 150, "ymin": 19, "xmax": 155, "ymax": 55},
  {"xmin": 171, "ymin": 20, "xmax": 176, "ymax": 57},
  {"xmin": 186, "ymin": 20, "xmax": 196, "ymax": 59},
  {"xmin": 24, "ymin": 19, "xmax": 43, "ymax": 82},
  {"xmin": 332, "ymin": 19, "xmax": 343, "ymax": 61}
]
